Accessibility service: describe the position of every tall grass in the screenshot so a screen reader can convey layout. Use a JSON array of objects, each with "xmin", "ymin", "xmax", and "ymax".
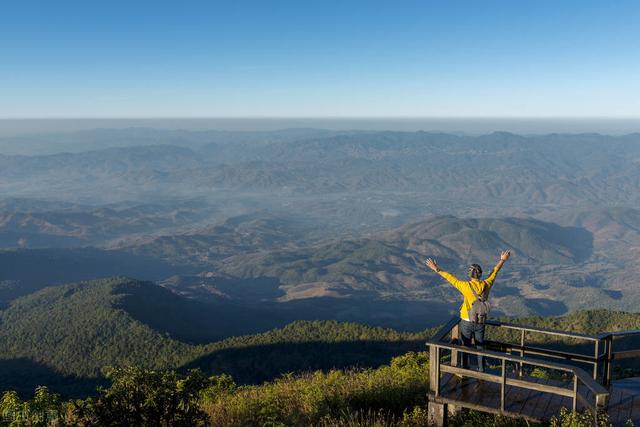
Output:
[{"xmin": 201, "ymin": 352, "xmax": 429, "ymax": 426}]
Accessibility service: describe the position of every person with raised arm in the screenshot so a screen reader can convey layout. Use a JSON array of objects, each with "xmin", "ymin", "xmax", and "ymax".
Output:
[{"xmin": 425, "ymin": 250, "xmax": 511, "ymax": 372}]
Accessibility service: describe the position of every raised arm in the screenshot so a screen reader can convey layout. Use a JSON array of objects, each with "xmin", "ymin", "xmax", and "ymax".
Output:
[
  {"xmin": 425, "ymin": 258, "xmax": 467, "ymax": 292},
  {"xmin": 485, "ymin": 250, "xmax": 511, "ymax": 285}
]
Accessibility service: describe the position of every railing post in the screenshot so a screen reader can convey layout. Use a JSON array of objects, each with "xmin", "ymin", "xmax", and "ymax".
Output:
[
  {"xmin": 429, "ymin": 344, "xmax": 441, "ymax": 396},
  {"xmin": 428, "ymin": 343, "xmax": 446, "ymax": 427},
  {"xmin": 519, "ymin": 329, "xmax": 525, "ymax": 377},
  {"xmin": 593, "ymin": 340, "xmax": 599, "ymax": 380},
  {"xmin": 500, "ymin": 359, "xmax": 506, "ymax": 412},
  {"xmin": 605, "ymin": 335, "xmax": 613, "ymax": 388},
  {"xmin": 595, "ymin": 392, "xmax": 608, "ymax": 427},
  {"xmin": 572, "ymin": 375, "xmax": 578, "ymax": 412},
  {"xmin": 451, "ymin": 324, "xmax": 459, "ymax": 367}
]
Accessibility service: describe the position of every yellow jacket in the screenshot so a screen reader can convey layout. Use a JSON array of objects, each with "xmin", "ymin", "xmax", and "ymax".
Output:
[{"xmin": 438, "ymin": 268, "xmax": 500, "ymax": 321}]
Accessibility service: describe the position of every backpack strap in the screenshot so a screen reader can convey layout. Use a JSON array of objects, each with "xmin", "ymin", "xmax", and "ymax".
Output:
[{"xmin": 469, "ymin": 282, "xmax": 485, "ymax": 302}]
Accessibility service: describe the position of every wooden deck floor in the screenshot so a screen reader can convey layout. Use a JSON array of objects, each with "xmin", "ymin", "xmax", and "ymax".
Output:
[{"xmin": 432, "ymin": 373, "xmax": 640, "ymax": 426}]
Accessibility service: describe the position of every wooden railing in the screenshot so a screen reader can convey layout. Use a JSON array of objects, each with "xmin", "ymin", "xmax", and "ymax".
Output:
[
  {"xmin": 480, "ymin": 318, "xmax": 640, "ymax": 387},
  {"xmin": 427, "ymin": 317, "xmax": 619, "ymax": 425},
  {"xmin": 483, "ymin": 319, "xmax": 605, "ymax": 381},
  {"xmin": 598, "ymin": 329, "xmax": 640, "ymax": 387}
]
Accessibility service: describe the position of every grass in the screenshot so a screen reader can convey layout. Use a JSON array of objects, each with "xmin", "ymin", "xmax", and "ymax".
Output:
[{"xmin": 201, "ymin": 352, "xmax": 429, "ymax": 426}]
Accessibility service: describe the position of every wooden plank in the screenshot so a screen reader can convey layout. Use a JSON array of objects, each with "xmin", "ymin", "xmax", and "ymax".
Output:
[
  {"xmin": 544, "ymin": 395, "xmax": 562, "ymax": 418},
  {"xmin": 489, "ymin": 341, "xmax": 597, "ymax": 365},
  {"xmin": 486, "ymin": 319, "xmax": 600, "ymax": 341},
  {"xmin": 443, "ymin": 373, "xmax": 463, "ymax": 402},
  {"xmin": 617, "ymin": 389, "xmax": 628, "ymax": 425},
  {"xmin": 576, "ymin": 392, "xmax": 595, "ymax": 413},
  {"xmin": 429, "ymin": 345, "xmax": 439, "ymax": 395},
  {"xmin": 574, "ymin": 368, "xmax": 609, "ymax": 402},
  {"xmin": 605, "ymin": 336, "xmax": 613, "ymax": 387},
  {"xmin": 607, "ymin": 389, "xmax": 622, "ymax": 425},
  {"xmin": 573, "ymin": 376, "xmax": 578, "ymax": 412},
  {"xmin": 500, "ymin": 360, "xmax": 506, "ymax": 411},
  {"xmin": 522, "ymin": 379, "xmax": 555, "ymax": 420},
  {"xmin": 430, "ymin": 394, "xmax": 544, "ymax": 424},
  {"xmin": 439, "ymin": 372, "xmax": 454, "ymax": 397},
  {"xmin": 611, "ymin": 349, "xmax": 640, "ymax": 360},
  {"xmin": 628, "ymin": 393, "xmax": 640, "ymax": 425},
  {"xmin": 624, "ymin": 392, "xmax": 637, "ymax": 425},
  {"xmin": 431, "ymin": 317, "xmax": 460, "ymax": 342},
  {"xmin": 616, "ymin": 389, "xmax": 635, "ymax": 426},
  {"xmin": 458, "ymin": 377, "xmax": 480, "ymax": 404},
  {"xmin": 506, "ymin": 376, "xmax": 575, "ymax": 398},
  {"xmin": 450, "ymin": 324, "xmax": 460, "ymax": 367},
  {"xmin": 526, "ymin": 378, "xmax": 552, "ymax": 418},
  {"xmin": 577, "ymin": 382, "xmax": 594, "ymax": 409},
  {"xmin": 439, "ymin": 375, "xmax": 473, "ymax": 405},
  {"xmin": 505, "ymin": 384, "xmax": 537, "ymax": 415},
  {"xmin": 441, "ymin": 364, "xmax": 501, "ymax": 384},
  {"xmin": 519, "ymin": 389, "xmax": 549, "ymax": 420},
  {"xmin": 510, "ymin": 385, "xmax": 535, "ymax": 416},
  {"xmin": 477, "ymin": 378, "xmax": 501, "ymax": 410},
  {"xmin": 599, "ymin": 330, "xmax": 640, "ymax": 338}
]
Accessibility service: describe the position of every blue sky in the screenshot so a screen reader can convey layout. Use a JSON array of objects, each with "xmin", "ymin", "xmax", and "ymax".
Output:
[{"xmin": 1, "ymin": 0, "xmax": 639, "ymax": 118}]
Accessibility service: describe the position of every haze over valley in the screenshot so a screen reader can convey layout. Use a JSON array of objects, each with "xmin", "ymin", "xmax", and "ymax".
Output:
[{"xmin": 2, "ymin": 126, "xmax": 640, "ymax": 335}]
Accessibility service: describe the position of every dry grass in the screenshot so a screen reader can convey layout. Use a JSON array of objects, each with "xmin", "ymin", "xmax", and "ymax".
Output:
[{"xmin": 200, "ymin": 352, "xmax": 429, "ymax": 427}]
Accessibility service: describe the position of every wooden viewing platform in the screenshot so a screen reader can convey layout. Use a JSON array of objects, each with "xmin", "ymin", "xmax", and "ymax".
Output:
[{"xmin": 426, "ymin": 317, "xmax": 640, "ymax": 426}]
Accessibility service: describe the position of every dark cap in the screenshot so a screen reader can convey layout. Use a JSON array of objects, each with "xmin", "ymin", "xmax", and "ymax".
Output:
[{"xmin": 468, "ymin": 264, "xmax": 482, "ymax": 279}]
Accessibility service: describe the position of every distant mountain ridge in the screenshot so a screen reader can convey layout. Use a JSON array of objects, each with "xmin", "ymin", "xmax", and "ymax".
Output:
[{"xmin": 1, "ymin": 130, "xmax": 640, "ymax": 206}]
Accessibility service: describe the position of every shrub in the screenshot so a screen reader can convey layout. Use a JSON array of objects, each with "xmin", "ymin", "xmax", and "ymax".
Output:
[
  {"xmin": 70, "ymin": 367, "xmax": 229, "ymax": 426},
  {"xmin": 549, "ymin": 407, "xmax": 619, "ymax": 427},
  {"xmin": 0, "ymin": 386, "xmax": 65, "ymax": 427}
]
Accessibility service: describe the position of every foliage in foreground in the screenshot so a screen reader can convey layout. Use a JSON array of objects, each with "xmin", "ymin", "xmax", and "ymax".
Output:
[
  {"xmin": 0, "ymin": 351, "xmax": 634, "ymax": 427},
  {"xmin": 0, "ymin": 367, "xmax": 232, "ymax": 426},
  {"xmin": 201, "ymin": 351, "xmax": 429, "ymax": 426}
]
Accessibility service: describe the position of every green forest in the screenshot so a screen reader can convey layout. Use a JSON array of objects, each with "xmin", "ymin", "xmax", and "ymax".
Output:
[{"xmin": 1, "ymin": 277, "xmax": 639, "ymax": 426}]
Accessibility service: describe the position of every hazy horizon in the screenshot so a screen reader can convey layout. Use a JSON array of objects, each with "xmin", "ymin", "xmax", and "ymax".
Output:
[{"xmin": 2, "ymin": 117, "xmax": 640, "ymax": 137}]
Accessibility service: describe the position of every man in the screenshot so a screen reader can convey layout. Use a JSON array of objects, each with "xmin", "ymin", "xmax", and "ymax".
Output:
[{"xmin": 425, "ymin": 250, "xmax": 511, "ymax": 372}]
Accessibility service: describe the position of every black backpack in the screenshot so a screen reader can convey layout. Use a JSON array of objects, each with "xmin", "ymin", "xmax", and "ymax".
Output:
[{"xmin": 469, "ymin": 283, "xmax": 490, "ymax": 324}]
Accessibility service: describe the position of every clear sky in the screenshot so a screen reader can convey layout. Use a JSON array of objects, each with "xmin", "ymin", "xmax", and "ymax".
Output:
[{"xmin": 1, "ymin": 0, "xmax": 639, "ymax": 118}]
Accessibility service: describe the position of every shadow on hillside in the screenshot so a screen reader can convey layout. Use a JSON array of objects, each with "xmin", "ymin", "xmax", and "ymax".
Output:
[
  {"xmin": 274, "ymin": 297, "xmax": 456, "ymax": 331},
  {"xmin": 181, "ymin": 339, "xmax": 427, "ymax": 384},
  {"xmin": 0, "ymin": 341, "xmax": 430, "ymax": 399},
  {"xmin": 0, "ymin": 358, "xmax": 105, "ymax": 399},
  {"xmin": 121, "ymin": 288, "xmax": 456, "ymax": 344},
  {"xmin": 544, "ymin": 224, "xmax": 594, "ymax": 263},
  {"xmin": 525, "ymin": 298, "xmax": 568, "ymax": 316},
  {"xmin": 0, "ymin": 247, "xmax": 195, "ymax": 304},
  {"xmin": 117, "ymin": 280, "xmax": 291, "ymax": 344}
]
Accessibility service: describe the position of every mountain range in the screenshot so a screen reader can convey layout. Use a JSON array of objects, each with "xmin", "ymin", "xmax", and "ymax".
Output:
[
  {"xmin": 2, "ymin": 127, "xmax": 640, "ymax": 399},
  {"xmin": 2, "ymin": 130, "xmax": 640, "ymax": 209}
]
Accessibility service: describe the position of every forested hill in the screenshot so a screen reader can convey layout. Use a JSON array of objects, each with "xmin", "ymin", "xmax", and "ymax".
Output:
[
  {"xmin": 503, "ymin": 309, "xmax": 640, "ymax": 336},
  {"xmin": 0, "ymin": 275, "xmax": 638, "ymax": 397},
  {"xmin": 0, "ymin": 277, "xmax": 428, "ymax": 396}
]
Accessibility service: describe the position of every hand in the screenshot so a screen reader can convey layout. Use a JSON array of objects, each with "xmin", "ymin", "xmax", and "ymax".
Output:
[
  {"xmin": 500, "ymin": 250, "xmax": 511, "ymax": 261},
  {"xmin": 425, "ymin": 258, "xmax": 440, "ymax": 272}
]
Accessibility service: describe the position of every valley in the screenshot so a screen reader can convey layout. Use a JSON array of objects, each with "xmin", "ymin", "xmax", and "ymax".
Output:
[{"xmin": 1, "ymin": 127, "xmax": 640, "ymax": 400}]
